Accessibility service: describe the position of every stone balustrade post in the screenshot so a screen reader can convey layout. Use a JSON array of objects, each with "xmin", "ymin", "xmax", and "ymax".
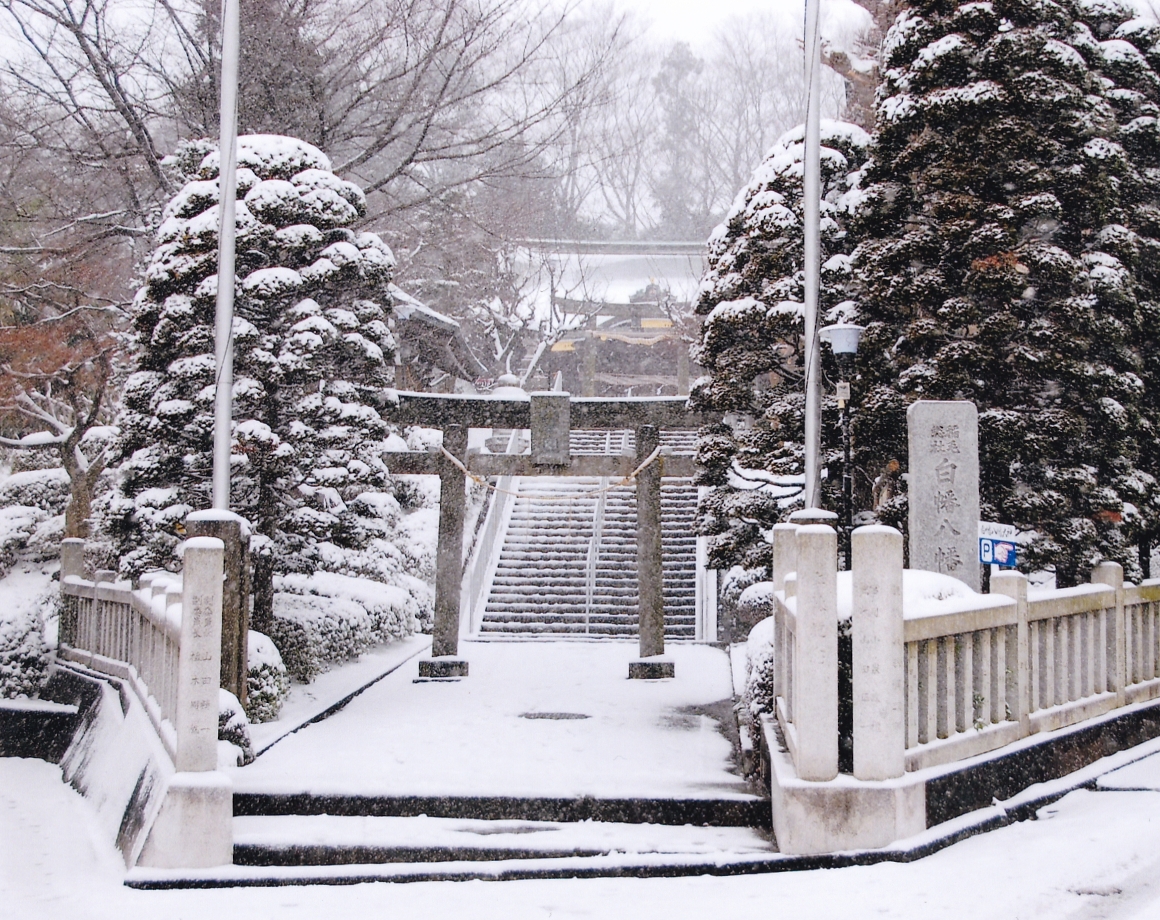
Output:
[
  {"xmin": 772, "ymin": 523, "xmax": 798, "ymax": 596},
  {"xmin": 138, "ymin": 533, "xmax": 233, "ymax": 869},
  {"xmin": 992, "ymin": 570, "xmax": 1030, "ymax": 734},
  {"xmin": 852, "ymin": 524, "xmax": 905, "ymax": 781},
  {"xmin": 59, "ymin": 538, "xmax": 85, "ymax": 647},
  {"xmin": 185, "ymin": 511, "xmax": 251, "ymax": 707},
  {"xmin": 60, "ymin": 538, "xmax": 85, "ymax": 579},
  {"xmin": 1092, "ymin": 562, "xmax": 1125, "ymax": 704},
  {"xmin": 794, "ymin": 523, "xmax": 838, "ymax": 781},
  {"xmin": 772, "ymin": 523, "xmax": 797, "ymax": 709},
  {"xmin": 175, "ymin": 537, "xmax": 224, "ymax": 773}
]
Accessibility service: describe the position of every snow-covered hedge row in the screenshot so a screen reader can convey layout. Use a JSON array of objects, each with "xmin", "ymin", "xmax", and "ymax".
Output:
[
  {"xmin": 246, "ymin": 630, "xmax": 290, "ymax": 723},
  {"xmin": 742, "ymin": 598, "xmax": 776, "ymax": 721},
  {"xmin": 0, "ymin": 468, "xmax": 70, "ymax": 516},
  {"xmin": 269, "ymin": 571, "xmax": 427, "ymax": 681},
  {"xmin": 0, "ymin": 507, "xmax": 62, "ymax": 577},
  {"xmin": 0, "ymin": 594, "xmax": 51, "ymax": 698},
  {"xmin": 219, "ymin": 688, "xmax": 254, "ymax": 765}
]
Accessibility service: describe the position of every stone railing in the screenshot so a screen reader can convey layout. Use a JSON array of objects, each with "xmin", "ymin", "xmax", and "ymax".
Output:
[
  {"xmin": 461, "ymin": 429, "xmax": 521, "ymax": 636},
  {"xmin": 765, "ymin": 520, "xmax": 1160, "ymax": 854},
  {"xmin": 772, "ymin": 522, "xmax": 1160, "ymax": 780},
  {"xmin": 57, "ymin": 536, "xmax": 225, "ymax": 770}
]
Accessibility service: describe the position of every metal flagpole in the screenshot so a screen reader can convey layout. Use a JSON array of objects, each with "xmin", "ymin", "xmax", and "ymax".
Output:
[
  {"xmin": 212, "ymin": 0, "xmax": 241, "ymax": 510},
  {"xmin": 802, "ymin": 0, "xmax": 823, "ymax": 510}
]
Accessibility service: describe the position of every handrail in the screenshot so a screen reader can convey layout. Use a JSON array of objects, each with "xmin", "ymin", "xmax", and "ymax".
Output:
[
  {"xmin": 461, "ymin": 428, "xmax": 521, "ymax": 635},
  {"xmin": 60, "ymin": 569, "xmax": 185, "ymax": 762}
]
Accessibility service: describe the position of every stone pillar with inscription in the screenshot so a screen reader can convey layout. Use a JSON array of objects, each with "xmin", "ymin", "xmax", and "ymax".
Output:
[
  {"xmin": 176, "ymin": 537, "xmax": 224, "ymax": 771},
  {"xmin": 852, "ymin": 524, "xmax": 905, "ymax": 780},
  {"xmin": 185, "ymin": 510, "xmax": 250, "ymax": 708},
  {"xmin": 907, "ymin": 400, "xmax": 980, "ymax": 592},
  {"xmin": 137, "ymin": 536, "xmax": 233, "ymax": 869}
]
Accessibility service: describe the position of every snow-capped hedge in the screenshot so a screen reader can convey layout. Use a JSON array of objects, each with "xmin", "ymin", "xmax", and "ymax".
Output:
[
  {"xmin": 0, "ymin": 594, "xmax": 50, "ymax": 698},
  {"xmin": 0, "ymin": 505, "xmax": 62, "ymax": 576},
  {"xmin": 0, "ymin": 468, "xmax": 70, "ymax": 515},
  {"xmin": 246, "ymin": 630, "xmax": 290, "ymax": 723},
  {"xmin": 743, "ymin": 610, "xmax": 776, "ymax": 721},
  {"xmin": 218, "ymin": 688, "xmax": 254, "ymax": 765},
  {"xmin": 269, "ymin": 571, "xmax": 425, "ymax": 681}
]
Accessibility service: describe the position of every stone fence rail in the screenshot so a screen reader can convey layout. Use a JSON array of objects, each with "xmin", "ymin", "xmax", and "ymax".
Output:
[
  {"xmin": 772, "ymin": 524, "xmax": 1160, "ymax": 782},
  {"xmin": 57, "ymin": 536, "xmax": 225, "ymax": 771}
]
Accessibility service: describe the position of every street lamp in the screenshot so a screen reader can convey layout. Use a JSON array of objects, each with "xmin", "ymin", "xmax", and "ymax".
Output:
[{"xmin": 820, "ymin": 322, "xmax": 865, "ymax": 568}]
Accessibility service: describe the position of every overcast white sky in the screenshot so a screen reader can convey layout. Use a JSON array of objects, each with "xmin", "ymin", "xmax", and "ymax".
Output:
[
  {"xmin": 614, "ymin": 0, "xmax": 799, "ymax": 44},
  {"xmin": 592, "ymin": 0, "xmax": 871, "ymax": 48}
]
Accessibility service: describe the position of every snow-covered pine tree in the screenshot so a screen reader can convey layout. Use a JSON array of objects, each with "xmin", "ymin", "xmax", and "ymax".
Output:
[
  {"xmin": 109, "ymin": 135, "xmax": 411, "ymax": 602},
  {"xmin": 692, "ymin": 122, "xmax": 870, "ymax": 570},
  {"xmin": 851, "ymin": 0, "xmax": 1159, "ymax": 585},
  {"xmin": 1071, "ymin": 1, "xmax": 1160, "ymax": 573}
]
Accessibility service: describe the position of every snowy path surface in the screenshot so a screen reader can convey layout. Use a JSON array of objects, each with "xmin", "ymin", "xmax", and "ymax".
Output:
[
  {"xmin": 233, "ymin": 640, "xmax": 753, "ymax": 800},
  {"xmin": 249, "ymin": 634, "xmax": 431, "ymax": 753},
  {"xmin": 4, "ymin": 755, "xmax": 1160, "ymax": 919}
]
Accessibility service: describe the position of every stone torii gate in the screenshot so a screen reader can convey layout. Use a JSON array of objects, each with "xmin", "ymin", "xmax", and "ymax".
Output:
[{"xmin": 382, "ymin": 392, "xmax": 715, "ymax": 679}]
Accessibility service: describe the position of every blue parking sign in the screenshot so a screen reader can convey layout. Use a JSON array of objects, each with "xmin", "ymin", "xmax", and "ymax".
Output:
[{"xmin": 979, "ymin": 538, "xmax": 1017, "ymax": 567}]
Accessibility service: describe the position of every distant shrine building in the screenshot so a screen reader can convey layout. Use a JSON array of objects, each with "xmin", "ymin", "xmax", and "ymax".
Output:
[
  {"xmin": 388, "ymin": 241, "xmax": 707, "ymax": 396},
  {"xmin": 525, "ymin": 240, "xmax": 706, "ymax": 397}
]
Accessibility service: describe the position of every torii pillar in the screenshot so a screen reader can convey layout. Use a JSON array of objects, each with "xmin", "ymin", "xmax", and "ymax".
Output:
[
  {"xmin": 629, "ymin": 424, "xmax": 673, "ymax": 679},
  {"xmin": 418, "ymin": 423, "xmax": 470, "ymax": 678}
]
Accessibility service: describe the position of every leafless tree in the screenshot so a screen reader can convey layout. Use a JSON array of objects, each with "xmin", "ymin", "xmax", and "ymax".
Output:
[{"xmin": 0, "ymin": 312, "xmax": 117, "ymax": 537}]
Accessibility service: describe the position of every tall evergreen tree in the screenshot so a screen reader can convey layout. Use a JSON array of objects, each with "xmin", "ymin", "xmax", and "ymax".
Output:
[
  {"xmin": 692, "ymin": 122, "xmax": 870, "ymax": 570},
  {"xmin": 851, "ymin": 0, "xmax": 1160, "ymax": 584},
  {"xmin": 1071, "ymin": 1, "xmax": 1160, "ymax": 573},
  {"xmin": 107, "ymin": 136, "xmax": 422, "ymax": 602}
]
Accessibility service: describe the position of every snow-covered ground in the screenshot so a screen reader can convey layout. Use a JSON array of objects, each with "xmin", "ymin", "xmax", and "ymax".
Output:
[
  {"xmin": 4, "ymin": 753, "xmax": 1160, "ymax": 919},
  {"xmin": 234, "ymin": 641, "xmax": 752, "ymax": 800},
  {"xmin": 249, "ymin": 633, "xmax": 431, "ymax": 753}
]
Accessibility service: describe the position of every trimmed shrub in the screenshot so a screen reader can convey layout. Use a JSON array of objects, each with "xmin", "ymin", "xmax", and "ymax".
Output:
[
  {"xmin": 246, "ymin": 630, "xmax": 291, "ymax": 723},
  {"xmin": 218, "ymin": 688, "xmax": 254, "ymax": 764},
  {"xmin": 0, "ymin": 597, "xmax": 50, "ymax": 698},
  {"xmin": 269, "ymin": 571, "xmax": 424, "ymax": 682}
]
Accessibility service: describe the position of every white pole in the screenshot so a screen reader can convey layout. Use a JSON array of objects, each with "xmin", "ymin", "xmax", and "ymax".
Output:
[
  {"xmin": 212, "ymin": 0, "xmax": 240, "ymax": 510},
  {"xmin": 802, "ymin": 0, "xmax": 823, "ymax": 510}
]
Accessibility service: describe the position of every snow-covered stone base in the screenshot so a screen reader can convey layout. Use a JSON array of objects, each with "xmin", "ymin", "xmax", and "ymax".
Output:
[
  {"xmin": 136, "ymin": 772, "xmax": 233, "ymax": 869},
  {"xmin": 763, "ymin": 714, "xmax": 924, "ymax": 855},
  {"xmin": 51, "ymin": 663, "xmax": 232, "ymax": 869}
]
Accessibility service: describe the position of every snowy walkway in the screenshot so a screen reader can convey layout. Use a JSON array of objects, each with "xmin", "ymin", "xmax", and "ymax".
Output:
[
  {"xmin": 5, "ymin": 754, "xmax": 1160, "ymax": 919},
  {"xmin": 233, "ymin": 641, "xmax": 754, "ymax": 801}
]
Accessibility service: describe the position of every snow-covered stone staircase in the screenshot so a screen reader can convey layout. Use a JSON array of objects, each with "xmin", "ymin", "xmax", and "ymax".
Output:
[
  {"xmin": 224, "ymin": 796, "xmax": 771, "ymax": 881},
  {"xmin": 477, "ymin": 429, "xmax": 701, "ymax": 640}
]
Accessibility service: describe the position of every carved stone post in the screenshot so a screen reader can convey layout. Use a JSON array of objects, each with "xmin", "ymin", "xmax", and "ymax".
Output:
[
  {"xmin": 794, "ymin": 523, "xmax": 838, "ymax": 781},
  {"xmin": 852, "ymin": 524, "xmax": 905, "ymax": 781},
  {"xmin": 1092, "ymin": 562, "xmax": 1126, "ymax": 705},
  {"xmin": 992, "ymin": 570, "xmax": 1030, "ymax": 734},
  {"xmin": 137, "ymin": 535, "xmax": 232, "ymax": 869},
  {"xmin": 59, "ymin": 538, "xmax": 85, "ymax": 647},
  {"xmin": 185, "ymin": 511, "xmax": 250, "ymax": 706},
  {"xmin": 176, "ymin": 538, "xmax": 224, "ymax": 771}
]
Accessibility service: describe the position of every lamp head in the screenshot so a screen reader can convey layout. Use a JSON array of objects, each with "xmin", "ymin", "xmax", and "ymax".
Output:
[{"xmin": 819, "ymin": 322, "xmax": 865, "ymax": 356}]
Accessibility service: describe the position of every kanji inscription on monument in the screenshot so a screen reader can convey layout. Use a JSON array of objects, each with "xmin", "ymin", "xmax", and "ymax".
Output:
[
  {"xmin": 175, "ymin": 537, "xmax": 224, "ymax": 772},
  {"xmin": 530, "ymin": 392, "xmax": 571, "ymax": 466},
  {"xmin": 907, "ymin": 401, "xmax": 980, "ymax": 591}
]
